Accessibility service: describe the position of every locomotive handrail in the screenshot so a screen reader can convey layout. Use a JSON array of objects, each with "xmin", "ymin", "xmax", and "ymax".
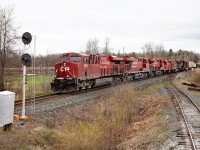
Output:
[{"xmin": 67, "ymin": 70, "xmax": 77, "ymax": 79}]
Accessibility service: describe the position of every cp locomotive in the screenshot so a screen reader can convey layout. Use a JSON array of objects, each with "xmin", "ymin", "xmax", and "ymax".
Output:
[{"xmin": 51, "ymin": 52, "xmax": 191, "ymax": 93}]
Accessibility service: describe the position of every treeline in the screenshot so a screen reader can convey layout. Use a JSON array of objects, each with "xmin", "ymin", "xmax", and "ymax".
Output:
[
  {"xmin": 5, "ymin": 51, "xmax": 61, "ymax": 68},
  {"xmin": 5, "ymin": 40, "xmax": 200, "ymax": 68},
  {"xmin": 135, "ymin": 42, "xmax": 200, "ymax": 62},
  {"xmin": 85, "ymin": 39, "xmax": 200, "ymax": 62}
]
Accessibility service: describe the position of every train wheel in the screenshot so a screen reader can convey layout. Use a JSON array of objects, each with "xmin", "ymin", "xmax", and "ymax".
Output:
[
  {"xmin": 79, "ymin": 87, "xmax": 82, "ymax": 91},
  {"xmin": 91, "ymin": 80, "xmax": 96, "ymax": 88}
]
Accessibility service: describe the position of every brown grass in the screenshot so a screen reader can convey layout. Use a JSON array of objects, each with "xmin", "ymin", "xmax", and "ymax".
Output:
[
  {"xmin": 33, "ymin": 84, "xmax": 170, "ymax": 150},
  {"xmin": 190, "ymin": 69, "xmax": 200, "ymax": 84},
  {"xmin": 0, "ymin": 82, "xmax": 172, "ymax": 149},
  {"xmin": 119, "ymin": 93, "xmax": 170, "ymax": 149},
  {"xmin": 33, "ymin": 86, "xmax": 144, "ymax": 150}
]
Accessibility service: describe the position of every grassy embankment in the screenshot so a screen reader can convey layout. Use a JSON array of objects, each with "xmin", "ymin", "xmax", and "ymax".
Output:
[
  {"xmin": 176, "ymin": 68, "xmax": 200, "ymax": 84},
  {"xmin": 15, "ymin": 83, "xmax": 172, "ymax": 150},
  {"xmin": 189, "ymin": 68, "xmax": 200, "ymax": 84},
  {"xmin": 175, "ymin": 68, "xmax": 200, "ymax": 97},
  {"xmin": 4, "ymin": 75, "xmax": 53, "ymax": 100}
]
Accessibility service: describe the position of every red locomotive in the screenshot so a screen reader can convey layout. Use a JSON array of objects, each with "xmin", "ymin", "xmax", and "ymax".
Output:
[{"xmin": 51, "ymin": 52, "xmax": 190, "ymax": 92}]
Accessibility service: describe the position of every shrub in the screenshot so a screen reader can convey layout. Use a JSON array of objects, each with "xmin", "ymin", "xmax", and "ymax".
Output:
[{"xmin": 51, "ymin": 86, "xmax": 142, "ymax": 150}]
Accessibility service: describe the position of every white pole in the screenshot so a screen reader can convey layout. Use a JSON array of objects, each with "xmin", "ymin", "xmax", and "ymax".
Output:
[
  {"xmin": 22, "ymin": 64, "xmax": 26, "ymax": 118},
  {"xmin": 33, "ymin": 36, "xmax": 36, "ymax": 114},
  {"xmin": 22, "ymin": 44, "xmax": 27, "ymax": 118}
]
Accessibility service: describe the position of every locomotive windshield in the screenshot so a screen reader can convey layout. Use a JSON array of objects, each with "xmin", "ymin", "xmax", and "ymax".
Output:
[
  {"xmin": 60, "ymin": 56, "xmax": 68, "ymax": 61},
  {"xmin": 60, "ymin": 53, "xmax": 82, "ymax": 62},
  {"xmin": 70, "ymin": 56, "xmax": 81, "ymax": 62},
  {"xmin": 60, "ymin": 56, "xmax": 81, "ymax": 62},
  {"xmin": 69, "ymin": 53, "xmax": 81, "ymax": 62}
]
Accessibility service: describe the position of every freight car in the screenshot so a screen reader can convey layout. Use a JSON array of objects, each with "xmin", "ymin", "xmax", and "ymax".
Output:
[
  {"xmin": 177, "ymin": 60, "xmax": 189, "ymax": 71},
  {"xmin": 51, "ymin": 52, "xmax": 190, "ymax": 93},
  {"xmin": 189, "ymin": 61, "xmax": 197, "ymax": 69}
]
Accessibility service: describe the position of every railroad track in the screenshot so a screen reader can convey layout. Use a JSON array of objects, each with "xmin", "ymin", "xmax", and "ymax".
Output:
[
  {"xmin": 15, "ymin": 73, "xmax": 170, "ymax": 108},
  {"xmin": 164, "ymin": 75, "xmax": 200, "ymax": 150},
  {"xmin": 14, "ymin": 93, "xmax": 60, "ymax": 107},
  {"xmin": 14, "ymin": 84, "xmax": 112, "ymax": 108}
]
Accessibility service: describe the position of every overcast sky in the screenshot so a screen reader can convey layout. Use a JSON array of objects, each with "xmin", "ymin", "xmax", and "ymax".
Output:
[{"xmin": 1, "ymin": 0, "xmax": 200, "ymax": 55}]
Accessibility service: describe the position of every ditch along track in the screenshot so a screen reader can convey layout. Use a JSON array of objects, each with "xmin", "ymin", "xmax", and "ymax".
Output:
[{"xmin": 164, "ymin": 75, "xmax": 200, "ymax": 150}]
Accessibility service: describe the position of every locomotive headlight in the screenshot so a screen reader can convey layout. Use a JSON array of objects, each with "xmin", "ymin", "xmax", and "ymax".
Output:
[
  {"xmin": 55, "ymin": 69, "xmax": 58, "ymax": 77},
  {"xmin": 64, "ymin": 62, "xmax": 66, "ymax": 67}
]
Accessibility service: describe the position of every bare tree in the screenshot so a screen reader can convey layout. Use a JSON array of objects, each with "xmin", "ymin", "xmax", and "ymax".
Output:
[
  {"xmin": 155, "ymin": 43, "xmax": 166, "ymax": 58},
  {"xmin": 5, "ymin": 50, "xmax": 21, "ymax": 68},
  {"xmin": 85, "ymin": 38, "xmax": 99, "ymax": 54},
  {"xmin": 102, "ymin": 38, "xmax": 110, "ymax": 55},
  {"xmin": 142, "ymin": 42, "xmax": 154, "ymax": 57},
  {"xmin": 168, "ymin": 49, "xmax": 173, "ymax": 59},
  {"xmin": 0, "ymin": 6, "xmax": 18, "ymax": 91}
]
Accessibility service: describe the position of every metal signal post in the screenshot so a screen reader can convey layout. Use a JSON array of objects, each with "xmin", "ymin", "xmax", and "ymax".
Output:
[
  {"xmin": 22, "ymin": 57, "xmax": 26, "ymax": 118},
  {"xmin": 21, "ymin": 32, "xmax": 32, "ymax": 119}
]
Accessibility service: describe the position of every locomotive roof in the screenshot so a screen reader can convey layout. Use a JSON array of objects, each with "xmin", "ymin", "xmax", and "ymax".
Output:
[
  {"xmin": 61, "ymin": 52, "xmax": 89, "ymax": 57},
  {"xmin": 123, "ymin": 56, "xmax": 134, "ymax": 61},
  {"xmin": 108, "ymin": 55, "xmax": 123, "ymax": 61}
]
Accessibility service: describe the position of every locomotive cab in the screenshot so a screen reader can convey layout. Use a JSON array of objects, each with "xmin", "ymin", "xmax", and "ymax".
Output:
[
  {"xmin": 51, "ymin": 52, "xmax": 101, "ymax": 92},
  {"xmin": 51, "ymin": 52, "xmax": 87, "ymax": 92},
  {"xmin": 55, "ymin": 53, "xmax": 83, "ymax": 79}
]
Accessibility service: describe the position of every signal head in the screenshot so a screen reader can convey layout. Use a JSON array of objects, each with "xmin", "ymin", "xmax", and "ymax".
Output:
[
  {"xmin": 22, "ymin": 32, "xmax": 32, "ymax": 45},
  {"xmin": 21, "ymin": 53, "xmax": 32, "ymax": 66}
]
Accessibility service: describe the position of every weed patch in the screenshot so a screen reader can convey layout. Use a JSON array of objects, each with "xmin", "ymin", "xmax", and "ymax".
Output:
[
  {"xmin": 4, "ymin": 75, "xmax": 53, "ymax": 99},
  {"xmin": 15, "ymin": 145, "xmax": 31, "ymax": 150},
  {"xmin": 34, "ymin": 84, "xmax": 170, "ymax": 149},
  {"xmin": 34, "ymin": 130, "xmax": 59, "ymax": 146},
  {"xmin": 190, "ymin": 69, "xmax": 200, "ymax": 84}
]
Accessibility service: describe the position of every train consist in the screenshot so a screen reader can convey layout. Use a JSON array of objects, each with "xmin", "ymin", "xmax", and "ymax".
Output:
[{"xmin": 51, "ymin": 52, "xmax": 195, "ymax": 92}]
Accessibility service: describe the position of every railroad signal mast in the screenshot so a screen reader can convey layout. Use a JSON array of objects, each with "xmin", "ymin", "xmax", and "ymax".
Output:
[{"xmin": 21, "ymin": 32, "xmax": 32, "ymax": 119}]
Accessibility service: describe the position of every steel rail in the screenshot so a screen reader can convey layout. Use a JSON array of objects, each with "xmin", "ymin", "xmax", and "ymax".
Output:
[
  {"xmin": 171, "ymin": 77, "xmax": 200, "ymax": 113},
  {"xmin": 164, "ymin": 76, "xmax": 197, "ymax": 150},
  {"xmin": 14, "ymin": 73, "xmax": 170, "ymax": 108},
  {"xmin": 14, "ymin": 93, "xmax": 58, "ymax": 107}
]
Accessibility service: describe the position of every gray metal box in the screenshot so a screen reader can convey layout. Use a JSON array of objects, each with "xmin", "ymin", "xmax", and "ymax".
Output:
[{"xmin": 0, "ymin": 91, "xmax": 15, "ymax": 126}]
